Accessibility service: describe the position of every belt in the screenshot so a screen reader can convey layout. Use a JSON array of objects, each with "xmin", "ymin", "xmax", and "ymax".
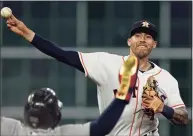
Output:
[{"xmin": 143, "ymin": 129, "xmax": 157, "ymax": 136}]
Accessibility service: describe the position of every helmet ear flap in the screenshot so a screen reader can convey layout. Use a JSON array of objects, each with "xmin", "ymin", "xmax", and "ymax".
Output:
[{"xmin": 53, "ymin": 109, "xmax": 61, "ymax": 128}]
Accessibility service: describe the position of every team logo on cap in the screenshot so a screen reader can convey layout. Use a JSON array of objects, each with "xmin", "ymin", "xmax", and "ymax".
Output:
[{"xmin": 142, "ymin": 21, "xmax": 149, "ymax": 27}]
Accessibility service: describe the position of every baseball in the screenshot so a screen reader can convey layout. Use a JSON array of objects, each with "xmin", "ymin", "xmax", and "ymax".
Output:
[{"xmin": 1, "ymin": 7, "xmax": 12, "ymax": 18}]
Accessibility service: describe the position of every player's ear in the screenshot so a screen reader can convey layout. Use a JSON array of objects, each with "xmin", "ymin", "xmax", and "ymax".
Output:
[
  {"xmin": 127, "ymin": 38, "xmax": 131, "ymax": 47},
  {"xmin": 153, "ymin": 41, "xmax": 157, "ymax": 48}
]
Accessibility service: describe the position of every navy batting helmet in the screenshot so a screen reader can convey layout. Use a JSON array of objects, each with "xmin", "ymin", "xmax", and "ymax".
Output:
[{"xmin": 24, "ymin": 88, "xmax": 63, "ymax": 129}]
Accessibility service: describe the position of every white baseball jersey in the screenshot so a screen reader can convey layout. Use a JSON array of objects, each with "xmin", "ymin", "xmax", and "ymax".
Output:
[
  {"xmin": 1, "ymin": 116, "xmax": 90, "ymax": 136},
  {"xmin": 78, "ymin": 52, "xmax": 185, "ymax": 136}
]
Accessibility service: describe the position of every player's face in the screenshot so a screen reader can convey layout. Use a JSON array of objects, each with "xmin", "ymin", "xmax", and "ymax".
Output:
[{"xmin": 127, "ymin": 32, "xmax": 157, "ymax": 59}]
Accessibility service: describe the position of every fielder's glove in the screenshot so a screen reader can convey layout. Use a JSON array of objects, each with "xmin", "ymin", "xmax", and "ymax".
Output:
[{"xmin": 141, "ymin": 77, "xmax": 163, "ymax": 120}]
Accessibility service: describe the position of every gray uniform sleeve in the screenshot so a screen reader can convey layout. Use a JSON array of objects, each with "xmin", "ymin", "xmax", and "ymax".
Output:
[
  {"xmin": 1, "ymin": 116, "xmax": 21, "ymax": 136},
  {"xmin": 55, "ymin": 122, "xmax": 91, "ymax": 136}
]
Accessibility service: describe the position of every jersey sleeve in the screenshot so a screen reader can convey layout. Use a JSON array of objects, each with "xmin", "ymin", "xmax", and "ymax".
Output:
[
  {"xmin": 55, "ymin": 122, "xmax": 91, "ymax": 136},
  {"xmin": 1, "ymin": 116, "xmax": 21, "ymax": 136},
  {"xmin": 166, "ymin": 77, "xmax": 185, "ymax": 109},
  {"xmin": 78, "ymin": 52, "xmax": 112, "ymax": 85}
]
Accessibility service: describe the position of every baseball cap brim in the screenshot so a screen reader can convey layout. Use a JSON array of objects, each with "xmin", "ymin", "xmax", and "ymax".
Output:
[{"xmin": 130, "ymin": 27, "xmax": 157, "ymax": 40}]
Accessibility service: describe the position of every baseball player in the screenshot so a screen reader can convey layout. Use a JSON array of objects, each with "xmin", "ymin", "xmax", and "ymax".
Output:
[
  {"xmin": 1, "ymin": 56, "xmax": 139, "ymax": 136},
  {"xmin": 4, "ymin": 13, "xmax": 189, "ymax": 136}
]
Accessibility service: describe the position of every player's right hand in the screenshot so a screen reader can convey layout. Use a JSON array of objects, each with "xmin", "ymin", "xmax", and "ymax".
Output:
[
  {"xmin": 6, "ymin": 15, "xmax": 27, "ymax": 36},
  {"xmin": 5, "ymin": 15, "xmax": 35, "ymax": 42}
]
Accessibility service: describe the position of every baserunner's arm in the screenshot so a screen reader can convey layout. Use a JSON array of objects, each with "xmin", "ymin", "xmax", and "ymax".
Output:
[
  {"xmin": 57, "ymin": 99, "xmax": 127, "ymax": 136},
  {"xmin": 89, "ymin": 98, "xmax": 127, "ymax": 136}
]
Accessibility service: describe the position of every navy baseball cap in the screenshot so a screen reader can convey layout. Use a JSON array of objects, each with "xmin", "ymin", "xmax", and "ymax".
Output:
[{"xmin": 130, "ymin": 20, "xmax": 157, "ymax": 40}]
